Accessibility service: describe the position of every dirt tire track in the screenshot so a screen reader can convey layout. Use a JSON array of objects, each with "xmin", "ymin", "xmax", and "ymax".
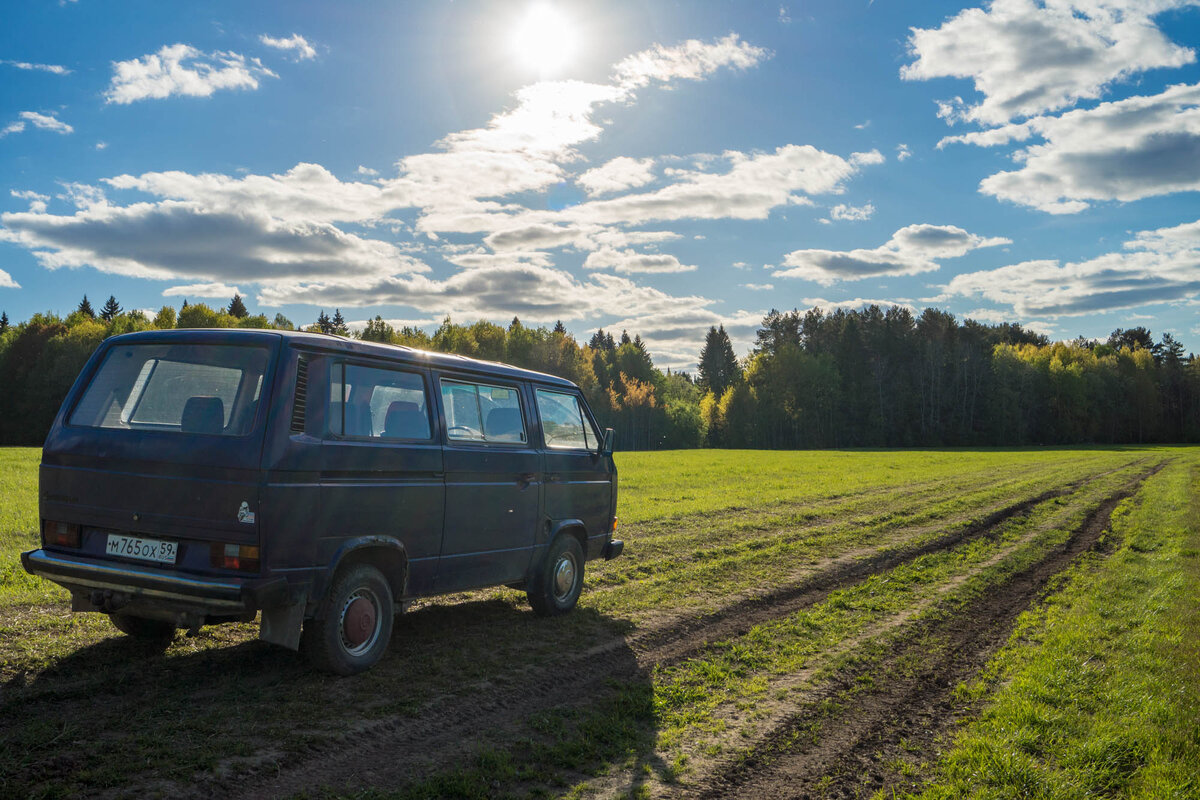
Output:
[
  {"xmin": 696, "ymin": 471, "xmax": 1155, "ymax": 800},
  {"xmin": 216, "ymin": 470, "xmax": 1145, "ymax": 800}
]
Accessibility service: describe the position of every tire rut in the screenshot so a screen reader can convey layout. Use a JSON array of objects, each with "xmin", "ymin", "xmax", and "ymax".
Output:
[
  {"xmin": 217, "ymin": 468, "xmax": 1145, "ymax": 800},
  {"xmin": 696, "ymin": 469, "xmax": 1157, "ymax": 800}
]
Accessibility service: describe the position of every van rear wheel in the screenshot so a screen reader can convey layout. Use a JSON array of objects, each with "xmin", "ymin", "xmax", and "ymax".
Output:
[
  {"xmin": 528, "ymin": 535, "xmax": 584, "ymax": 617},
  {"xmin": 108, "ymin": 613, "xmax": 176, "ymax": 641},
  {"xmin": 302, "ymin": 563, "xmax": 394, "ymax": 675}
]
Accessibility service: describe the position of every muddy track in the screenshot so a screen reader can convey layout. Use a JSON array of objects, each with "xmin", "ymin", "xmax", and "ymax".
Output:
[
  {"xmin": 697, "ymin": 471, "xmax": 1155, "ymax": 800},
  {"xmin": 218, "ymin": 469, "xmax": 1149, "ymax": 800}
]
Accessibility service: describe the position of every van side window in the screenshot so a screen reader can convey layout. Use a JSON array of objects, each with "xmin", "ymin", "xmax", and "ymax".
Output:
[
  {"xmin": 536, "ymin": 389, "xmax": 597, "ymax": 450},
  {"xmin": 329, "ymin": 363, "xmax": 431, "ymax": 440},
  {"xmin": 440, "ymin": 379, "xmax": 526, "ymax": 444}
]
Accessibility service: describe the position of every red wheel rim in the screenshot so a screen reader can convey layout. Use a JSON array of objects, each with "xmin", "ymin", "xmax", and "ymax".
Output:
[{"xmin": 342, "ymin": 596, "xmax": 377, "ymax": 647}]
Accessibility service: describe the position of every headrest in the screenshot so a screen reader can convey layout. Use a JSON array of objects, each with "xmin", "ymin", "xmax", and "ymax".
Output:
[
  {"xmin": 181, "ymin": 396, "xmax": 224, "ymax": 435},
  {"xmin": 484, "ymin": 407, "xmax": 523, "ymax": 440}
]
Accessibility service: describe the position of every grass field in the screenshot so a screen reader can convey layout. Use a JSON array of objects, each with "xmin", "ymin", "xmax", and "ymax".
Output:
[{"xmin": 1, "ymin": 446, "xmax": 1197, "ymax": 799}]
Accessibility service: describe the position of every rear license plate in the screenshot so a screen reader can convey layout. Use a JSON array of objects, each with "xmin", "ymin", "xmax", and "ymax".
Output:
[{"xmin": 105, "ymin": 534, "xmax": 178, "ymax": 564}]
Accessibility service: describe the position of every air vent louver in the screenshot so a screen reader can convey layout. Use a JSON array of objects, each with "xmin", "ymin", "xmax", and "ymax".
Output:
[{"xmin": 290, "ymin": 355, "xmax": 309, "ymax": 433}]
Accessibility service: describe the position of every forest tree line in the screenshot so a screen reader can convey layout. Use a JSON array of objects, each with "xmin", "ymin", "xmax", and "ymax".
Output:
[{"xmin": 0, "ymin": 295, "xmax": 1197, "ymax": 448}]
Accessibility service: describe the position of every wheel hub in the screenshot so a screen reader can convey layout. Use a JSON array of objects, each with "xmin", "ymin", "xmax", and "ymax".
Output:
[
  {"xmin": 554, "ymin": 556, "xmax": 576, "ymax": 599},
  {"xmin": 343, "ymin": 596, "xmax": 377, "ymax": 647}
]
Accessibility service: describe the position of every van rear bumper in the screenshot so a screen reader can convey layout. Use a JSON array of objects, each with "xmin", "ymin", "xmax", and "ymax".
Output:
[{"xmin": 21, "ymin": 549, "xmax": 289, "ymax": 613}]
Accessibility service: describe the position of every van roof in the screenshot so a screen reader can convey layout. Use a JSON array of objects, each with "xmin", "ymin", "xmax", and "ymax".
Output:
[{"xmin": 104, "ymin": 328, "xmax": 580, "ymax": 389}]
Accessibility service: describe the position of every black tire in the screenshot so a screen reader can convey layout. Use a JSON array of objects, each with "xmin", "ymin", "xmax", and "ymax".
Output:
[
  {"xmin": 301, "ymin": 563, "xmax": 394, "ymax": 675},
  {"xmin": 108, "ymin": 613, "xmax": 176, "ymax": 641},
  {"xmin": 527, "ymin": 535, "xmax": 584, "ymax": 617}
]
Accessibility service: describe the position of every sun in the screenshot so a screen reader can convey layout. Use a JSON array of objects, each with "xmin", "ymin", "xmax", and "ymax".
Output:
[{"xmin": 510, "ymin": 3, "xmax": 578, "ymax": 75}]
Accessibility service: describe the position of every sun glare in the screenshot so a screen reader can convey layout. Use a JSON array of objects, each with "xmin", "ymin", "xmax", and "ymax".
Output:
[{"xmin": 510, "ymin": 3, "xmax": 577, "ymax": 75}]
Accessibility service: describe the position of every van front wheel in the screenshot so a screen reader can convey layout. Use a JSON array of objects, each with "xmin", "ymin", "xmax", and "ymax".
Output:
[
  {"xmin": 302, "ymin": 563, "xmax": 394, "ymax": 675},
  {"xmin": 528, "ymin": 535, "xmax": 584, "ymax": 617}
]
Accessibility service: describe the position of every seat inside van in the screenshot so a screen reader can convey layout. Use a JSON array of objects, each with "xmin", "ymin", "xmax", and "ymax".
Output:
[{"xmin": 383, "ymin": 401, "xmax": 428, "ymax": 439}]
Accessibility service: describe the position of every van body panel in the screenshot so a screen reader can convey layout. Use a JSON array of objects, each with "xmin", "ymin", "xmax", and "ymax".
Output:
[
  {"xmin": 434, "ymin": 372, "xmax": 541, "ymax": 592},
  {"xmin": 319, "ymin": 439, "xmax": 445, "ymax": 595}
]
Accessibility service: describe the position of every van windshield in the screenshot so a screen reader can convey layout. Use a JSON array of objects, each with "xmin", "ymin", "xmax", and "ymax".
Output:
[{"xmin": 69, "ymin": 343, "xmax": 271, "ymax": 437}]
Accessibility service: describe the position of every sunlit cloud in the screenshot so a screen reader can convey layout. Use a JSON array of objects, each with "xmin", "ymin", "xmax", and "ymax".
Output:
[
  {"xmin": 902, "ymin": 0, "xmax": 1196, "ymax": 125},
  {"xmin": 1, "ymin": 111, "xmax": 73, "ymax": 138},
  {"xmin": 942, "ymin": 81, "xmax": 1200, "ymax": 213},
  {"xmin": 612, "ymin": 33, "xmax": 769, "ymax": 90},
  {"xmin": 935, "ymin": 217, "xmax": 1200, "ymax": 316},
  {"xmin": 259, "ymin": 33, "xmax": 317, "ymax": 60},
  {"xmin": 2, "ymin": 59, "xmax": 71, "ymax": 75},
  {"xmin": 105, "ymin": 43, "xmax": 277, "ymax": 104},
  {"xmin": 777, "ymin": 223, "xmax": 1010, "ymax": 285},
  {"xmin": 162, "ymin": 282, "xmax": 242, "ymax": 299}
]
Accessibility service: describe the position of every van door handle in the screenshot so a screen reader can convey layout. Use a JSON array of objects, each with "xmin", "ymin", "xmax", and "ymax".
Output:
[
  {"xmin": 545, "ymin": 474, "xmax": 561, "ymax": 483},
  {"xmin": 518, "ymin": 472, "xmax": 537, "ymax": 486}
]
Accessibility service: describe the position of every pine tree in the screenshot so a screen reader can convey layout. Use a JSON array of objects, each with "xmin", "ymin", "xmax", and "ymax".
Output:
[
  {"xmin": 316, "ymin": 310, "xmax": 331, "ymax": 333},
  {"xmin": 698, "ymin": 325, "xmax": 742, "ymax": 398},
  {"xmin": 554, "ymin": 320, "xmax": 566, "ymax": 335},
  {"xmin": 77, "ymin": 295, "xmax": 95, "ymax": 318},
  {"xmin": 0, "ymin": 311, "xmax": 8, "ymax": 334},
  {"xmin": 619, "ymin": 330, "xmax": 632, "ymax": 346},
  {"xmin": 227, "ymin": 293, "xmax": 248, "ymax": 318},
  {"xmin": 100, "ymin": 295, "xmax": 122, "ymax": 322},
  {"xmin": 181, "ymin": 298, "xmax": 189, "ymax": 309},
  {"xmin": 331, "ymin": 309, "xmax": 349, "ymax": 336}
]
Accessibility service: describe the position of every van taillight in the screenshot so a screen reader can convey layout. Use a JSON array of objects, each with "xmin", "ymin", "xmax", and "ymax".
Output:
[
  {"xmin": 43, "ymin": 521, "xmax": 81, "ymax": 548},
  {"xmin": 210, "ymin": 543, "xmax": 260, "ymax": 571}
]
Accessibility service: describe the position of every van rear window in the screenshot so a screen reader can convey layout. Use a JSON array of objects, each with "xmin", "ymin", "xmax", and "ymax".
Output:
[{"xmin": 69, "ymin": 344, "xmax": 270, "ymax": 436}]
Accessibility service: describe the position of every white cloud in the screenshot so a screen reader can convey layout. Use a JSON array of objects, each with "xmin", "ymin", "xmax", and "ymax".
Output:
[
  {"xmin": 612, "ymin": 33, "xmax": 769, "ymax": 90},
  {"xmin": 896, "ymin": 143, "xmax": 912, "ymax": 161},
  {"xmin": 850, "ymin": 149, "xmax": 884, "ymax": 166},
  {"xmin": 0, "ymin": 269, "xmax": 18, "ymax": 289},
  {"xmin": 937, "ymin": 217, "xmax": 1200, "ymax": 316},
  {"xmin": 777, "ymin": 223, "xmax": 1010, "ymax": 285},
  {"xmin": 944, "ymin": 81, "xmax": 1200, "ymax": 213},
  {"xmin": 105, "ymin": 43, "xmax": 277, "ymax": 104},
  {"xmin": 1, "ymin": 111, "xmax": 73, "ymax": 138},
  {"xmin": 95, "ymin": 141, "xmax": 108, "ymax": 150},
  {"xmin": 2, "ymin": 59, "xmax": 71, "ymax": 75},
  {"xmin": 902, "ymin": 0, "xmax": 1197, "ymax": 125},
  {"xmin": 11, "ymin": 189, "xmax": 49, "ymax": 213},
  {"xmin": 259, "ymin": 33, "xmax": 317, "ymax": 61},
  {"xmin": 827, "ymin": 202, "xmax": 875, "ymax": 221},
  {"xmin": 163, "ymin": 282, "xmax": 242, "ymax": 299},
  {"xmin": 558, "ymin": 145, "xmax": 872, "ymax": 227},
  {"xmin": 356, "ymin": 165, "xmax": 378, "ymax": 176},
  {"xmin": 800, "ymin": 297, "xmax": 919, "ymax": 314},
  {"xmin": 256, "ymin": 263, "xmax": 713, "ymax": 325},
  {"xmin": 577, "ymin": 156, "xmax": 655, "ymax": 195},
  {"xmin": 0, "ymin": 199, "xmax": 428, "ymax": 284},
  {"xmin": 602, "ymin": 308, "xmax": 765, "ymax": 369},
  {"xmin": 582, "ymin": 247, "xmax": 696, "ymax": 274},
  {"xmin": 741, "ymin": 282, "xmax": 775, "ymax": 290}
]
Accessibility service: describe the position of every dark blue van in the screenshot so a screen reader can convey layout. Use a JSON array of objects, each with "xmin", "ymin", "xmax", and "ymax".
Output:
[{"xmin": 22, "ymin": 329, "xmax": 621, "ymax": 674}]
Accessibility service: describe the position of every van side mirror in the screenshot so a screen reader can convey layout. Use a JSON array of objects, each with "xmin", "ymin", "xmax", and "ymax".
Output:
[{"xmin": 600, "ymin": 428, "xmax": 614, "ymax": 457}]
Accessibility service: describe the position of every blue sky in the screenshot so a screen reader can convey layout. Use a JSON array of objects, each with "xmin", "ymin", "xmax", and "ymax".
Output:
[{"xmin": 2, "ymin": 0, "xmax": 1199, "ymax": 368}]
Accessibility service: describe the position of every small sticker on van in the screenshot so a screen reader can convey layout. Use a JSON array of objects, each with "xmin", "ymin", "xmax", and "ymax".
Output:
[{"xmin": 237, "ymin": 502, "xmax": 256, "ymax": 524}]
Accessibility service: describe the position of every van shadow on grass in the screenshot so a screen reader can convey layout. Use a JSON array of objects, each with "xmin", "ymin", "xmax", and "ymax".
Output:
[{"xmin": 3, "ymin": 597, "xmax": 666, "ymax": 800}]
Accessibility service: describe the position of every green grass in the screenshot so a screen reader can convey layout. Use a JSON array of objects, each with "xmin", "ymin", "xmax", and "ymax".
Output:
[
  {"xmin": 0, "ymin": 447, "xmax": 55, "ymax": 603},
  {"xmin": 899, "ymin": 457, "xmax": 1200, "ymax": 800},
  {"xmin": 0, "ymin": 446, "xmax": 1196, "ymax": 799}
]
